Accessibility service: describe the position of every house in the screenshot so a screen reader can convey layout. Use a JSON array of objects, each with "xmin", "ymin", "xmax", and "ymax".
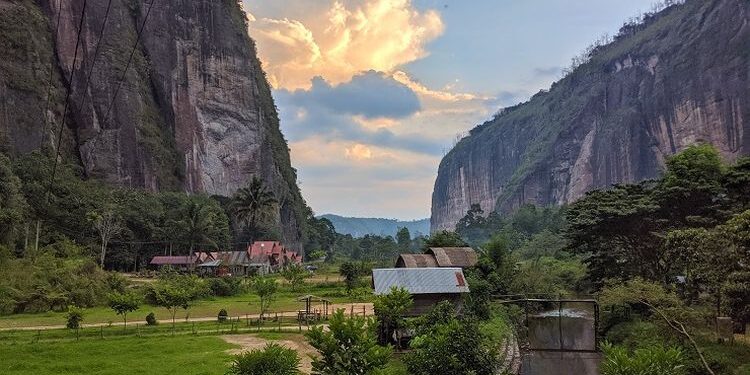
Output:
[
  {"xmin": 248, "ymin": 241, "xmax": 302, "ymax": 271},
  {"xmin": 149, "ymin": 255, "xmax": 198, "ymax": 272},
  {"xmin": 195, "ymin": 251, "xmax": 250, "ymax": 277},
  {"xmin": 395, "ymin": 247, "xmax": 478, "ymax": 269},
  {"xmin": 372, "ymin": 267, "xmax": 470, "ymax": 316}
]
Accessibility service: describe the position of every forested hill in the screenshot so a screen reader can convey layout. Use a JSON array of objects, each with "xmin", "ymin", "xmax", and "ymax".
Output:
[
  {"xmin": 319, "ymin": 215, "xmax": 430, "ymax": 238},
  {"xmin": 0, "ymin": 0, "xmax": 308, "ymax": 249},
  {"xmin": 431, "ymin": 0, "xmax": 750, "ymax": 232}
]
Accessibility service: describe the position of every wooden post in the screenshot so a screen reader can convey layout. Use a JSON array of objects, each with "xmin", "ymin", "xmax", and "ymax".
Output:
[
  {"xmin": 192, "ymin": 322, "xmax": 196, "ymax": 335},
  {"xmin": 100, "ymin": 326, "xmax": 103, "ymax": 339},
  {"xmin": 246, "ymin": 314, "xmax": 249, "ymax": 327},
  {"xmin": 350, "ymin": 305, "xmax": 354, "ymax": 317},
  {"xmin": 362, "ymin": 305, "xmax": 366, "ymax": 316},
  {"xmin": 137, "ymin": 324, "xmax": 140, "ymax": 338}
]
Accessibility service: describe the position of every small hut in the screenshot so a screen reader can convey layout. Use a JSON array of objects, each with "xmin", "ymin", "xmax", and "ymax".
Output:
[{"xmin": 372, "ymin": 267, "xmax": 470, "ymax": 316}]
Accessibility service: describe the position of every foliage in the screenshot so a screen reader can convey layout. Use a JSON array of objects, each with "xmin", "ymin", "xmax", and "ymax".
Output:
[
  {"xmin": 145, "ymin": 274, "xmax": 206, "ymax": 328},
  {"xmin": 306, "ymin": 309, "xmax": 391, "ymax": 375},
  {"xmin": 107, "ymin": 291, "xmax": 140, "ymax": 328},
  {"xmin": 251, "ymin": 276, "xmax": 278, "ymax": 319},
  {"xmin": 145, "ymin": 312, "xmax": 158, "ymax": 326},
  {"xmin": 405, "ymin": 316, "xmax": 498, "ymax": 375},
  {"xmin": 722, "ymin": 272, "xmax": 750, "ymax": 331},
  {"xmin": 227, "ymin": 343, "xmax": 301, "ymax": 375},
  {"xmin": 600, "ymin": 342, "xmax": 686, "ymax": 375},
  {"xmin": 230, "ymin": 176, "xmax": 277, "ymax": 241},
  {"xmin": 207, "ymin": 277, "xmax": 245, "ymax": 297},
  {"xmin": 281, "ymin": 265, "xmax": 308, "ymax": 291},
  {"xmin": 396, "ymin": 227, "xmax": 410, "ymax": 252},
  {"xmin": 340, "ymin": 261, "xmax": 371, "ymax": 292},
  {"xmin": 66, "ymin": 306, "xmax": 84, "ymax": 330},
  {"xmin": 373, "ymin": 287, "xmax": 412, "ymax": 347},
  {"xmin": 218, "ymin": 308, "xmax": 228, "ymax": 323},
  {"xmin": 423, "ymin": 230, "xmax": 466, "ymax": 250}
]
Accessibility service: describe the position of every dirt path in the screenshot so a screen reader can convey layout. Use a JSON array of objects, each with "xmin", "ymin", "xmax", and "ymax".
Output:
[
  {"xmin": 0, "ymin": 303, "xmax": 373, "ymax": 332},
  {"xmin": 222, "ymin": 334, "xmax": 318, "ymax": 374}
]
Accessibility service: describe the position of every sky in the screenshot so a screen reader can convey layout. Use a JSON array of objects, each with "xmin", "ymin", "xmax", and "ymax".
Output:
[{"xmin": 241, "ymin": 0, "xmax": 658, "ymax": 220}]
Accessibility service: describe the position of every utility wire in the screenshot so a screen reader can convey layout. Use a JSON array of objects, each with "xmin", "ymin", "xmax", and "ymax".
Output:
[
  {"xmin": 101, "ymin": 0, "xmax": 156, "ymax": 124},
  {"xmin": 39, "ymin": 0, "xmax": 65, "ymax": 149},
  {"xmin": 75, "ymin": 0, "xmax": 114, "ymax": 116},
  {"xmin": 45, "ymin": 0, "xmax": 89, "ymax": 199}
]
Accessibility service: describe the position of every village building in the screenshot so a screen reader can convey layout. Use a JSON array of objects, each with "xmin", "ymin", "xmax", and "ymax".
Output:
[
  {"xmin": 372, "ymin": 267, "xmax": 470, "ymax": 316},
  {"xmin": 149, "ymin": 240, "xmax": 301, "ymax": 276},
  {"xmin": 395, "ymin": 247, "xmax": 478, "ymax": 269}
]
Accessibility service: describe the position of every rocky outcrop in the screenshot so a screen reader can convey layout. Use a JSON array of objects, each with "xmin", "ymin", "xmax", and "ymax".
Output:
[
  {"xmin": 431, "ymin": 0, "xmax": 750, "ymax": 232},
  {"xmin": 0, "ymin": 0, "xmax": 306, "ymax": 250}
]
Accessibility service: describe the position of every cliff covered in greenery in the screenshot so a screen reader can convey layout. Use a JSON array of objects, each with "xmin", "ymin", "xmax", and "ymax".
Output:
[
  {"xmin": 0, "ymin": 0, "xmax": 308, "ymax": 250},
  {"xmin": 432, "ymin": 0, "xmax": 750, "ymax": 231}
]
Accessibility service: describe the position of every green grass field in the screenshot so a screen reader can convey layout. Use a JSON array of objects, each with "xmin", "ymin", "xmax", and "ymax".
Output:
[
  {"xmin": 0, "ymin": 335, "xmax": 237, "ymax": 375},
  {"xmin": 0, "ymin": 278, "xmax": 370, "ymax": 329}
]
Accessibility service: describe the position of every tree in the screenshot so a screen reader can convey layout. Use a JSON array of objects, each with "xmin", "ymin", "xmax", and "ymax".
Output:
[
  {"xmin": 176, "ymin": 198, "xmax": 230, "ymax": 252},
  {"xmin": 306, "ymin": 309, "xmax": 391, "ymax": 375},
  {"xmin": 722, "ymin": 272, "xmax": 750, "ymax": 332},
  {"xmin": 0, "ymin": 153, "xmax": 27, "ymax": 250},
  {"xmin": 373, "ymin": 286, "xmax": 413, "ymax": 348},
  {"xmin": 396, "ymin": 227, "xmax": 411, "ymax": 252},
  {"xmin": 228, "ymin": 343, "xmax": 301, "ymax": 375},
  {"xmin": 148, "ymin": 276, "xmax": 205, "ymax": 331},
  {"xmin": 252, "ymin": 276, "xmax": 278, "ymax": 320},
  {"xmin": 89, "ymin": 210, "xmax": 123, "ymax": 268},
  {"xmin": 231, "ymin": 177, "xmax": 277, "ymax": 241},
  {"xmin": 66, "ymin": 306, "xmax": 84, "ymax": 339},
  {"xmin": 108, "ymin": 291, "xmax": 140, "ymax": 329},
  {"xmin": 423, "ymin": 230, "xmax": 466, "ymax": 251},
  {"xmin": 340, "ymin": 262, "xmax": 368, "ymax": 293},
  {"xmin": 281, "ymin": 265, "xmax": 307, "ymax": 291}
]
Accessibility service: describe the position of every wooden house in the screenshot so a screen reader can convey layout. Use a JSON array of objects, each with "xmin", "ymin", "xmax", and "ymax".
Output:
[{"xmin": 372, "ymin": 267, "xmax": 470, "ymax": 316}]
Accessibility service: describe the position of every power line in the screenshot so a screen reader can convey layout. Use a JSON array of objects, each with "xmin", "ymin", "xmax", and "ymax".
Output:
[
  {"xmin": 39, "ymin": 0, "xmax": 65, "ymax": 149},
  {"xmin": 75, "ymin": 0, "xmax": 114, "ymax": 117},
  {"xmin": 101, "ymin": 0, "xmax": 156, "ymax": 124},
  {"xmin": 45, "ymin": 0, "xmax": 89, "ymax": 199}
]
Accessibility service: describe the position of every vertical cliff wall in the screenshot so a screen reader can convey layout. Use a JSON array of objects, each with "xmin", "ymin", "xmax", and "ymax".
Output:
[
  {"xmin": 0, "ymin": 0, "xmax": 306, "ymax": 250},
  {"xmin": 431, "ymin": 0, "xmax": 750, "ymax": 232}
]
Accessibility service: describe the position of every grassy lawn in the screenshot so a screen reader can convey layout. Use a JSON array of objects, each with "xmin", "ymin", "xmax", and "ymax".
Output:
[
  {"xmin": 0, "ymin": 280, "xmax": 371, "ymax": 329},
  {"xmin": 0, "ymin": 335, "xmax": 237, "ymax": 375}
]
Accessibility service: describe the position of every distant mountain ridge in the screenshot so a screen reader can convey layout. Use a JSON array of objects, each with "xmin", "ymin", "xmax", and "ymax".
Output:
[{"xmin": 319, "ymin": 215, "xmax": 430, "ymax": 238}]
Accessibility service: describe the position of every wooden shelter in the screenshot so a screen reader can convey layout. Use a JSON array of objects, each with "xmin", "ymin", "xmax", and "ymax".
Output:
[{"xmin": 297, "ymin": 295, "xmax": 331, "ymax": 322}]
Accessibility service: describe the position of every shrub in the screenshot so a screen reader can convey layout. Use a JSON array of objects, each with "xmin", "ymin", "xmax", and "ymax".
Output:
[
  {"xmin": 145, "ymin": 312, "xmax": 158, "ymax": 326},
  {"xmin": 227, "ymin": 343, "xmax": 301, "ymax": 375},
  {"xmin": 66, "ymin": 307, "xmax": 84, "ymax": 330},
  {"xmin": 218, "ymin": 308, "xmax": 228, "ymax": 323},
  {"xmin": 207, "ymin": 277, "xmax": 244, "ymax": 297},
  {"xmin": 600, "ymin": 342, "xmax": 686, "ymax": 375}
]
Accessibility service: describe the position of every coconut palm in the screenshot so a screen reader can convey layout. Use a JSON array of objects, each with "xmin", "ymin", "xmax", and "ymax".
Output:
[{"xmin": 231, "ymin": 177, "xmax": 277, "ymax": 241}]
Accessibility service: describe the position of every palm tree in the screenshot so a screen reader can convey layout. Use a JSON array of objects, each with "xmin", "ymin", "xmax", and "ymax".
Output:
[
  {"xmin": 231, "ymin": 177, "xmax": 277, "ymax": 241},
  {"xmin": 166, "ymin": 200, "xmax": 223, "ymax": 253}
]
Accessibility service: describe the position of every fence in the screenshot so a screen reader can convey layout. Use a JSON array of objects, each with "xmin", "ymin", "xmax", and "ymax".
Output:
[{"xmin": 0, "ymin": 304, "xmax": 373, "ymax": 344}]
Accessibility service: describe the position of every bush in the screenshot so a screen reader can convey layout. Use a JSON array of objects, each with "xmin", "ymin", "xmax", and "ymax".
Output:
[
  {"xmin": 218, "ymin": 308, "xmax": 228, "ymax": 323},
  {"xmin": 145, "ymin": 312, "xmax": 158, "ymax": 326},
  {"xmin": 66, "ymin": 307, "xmax": 84, "ymax": 330},
  {"xmin": 207, "ymin": 277, "xmax": 244, "ymax": 297},
  {"xmin": 227, "ymin": 343, "xmax": 301, "ymax": 375},
  {"xmin": 600, "ymin": 342, "xmax": 686, "ymax": 375}
]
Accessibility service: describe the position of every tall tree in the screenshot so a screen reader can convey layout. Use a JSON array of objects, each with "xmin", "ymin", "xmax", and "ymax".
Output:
[
  {"xmin": 231, "ymin": 176, "xmax": 277, "ymax": 241},
  {"xmin": 396, "ymin": 227, "xmax": 411, "ymax": 252},
  {"xmin": 89, "ymin": 210, "xmax": 123, "ymax": 268}
]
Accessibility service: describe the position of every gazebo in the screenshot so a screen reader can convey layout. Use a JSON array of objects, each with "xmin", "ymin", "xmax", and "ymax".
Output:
[{"xmin": 297, "ymin": 295, "xmax": 331, "ymax": 322}]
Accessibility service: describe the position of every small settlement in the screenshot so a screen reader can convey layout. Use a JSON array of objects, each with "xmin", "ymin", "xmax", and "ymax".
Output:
[
  {"xmin": 149, "ymin": 241, "xmax": 301, "ymax": 276},
  {"xmin": 372, "ymin": 247, "xmax": 478, "ymax": 316}
]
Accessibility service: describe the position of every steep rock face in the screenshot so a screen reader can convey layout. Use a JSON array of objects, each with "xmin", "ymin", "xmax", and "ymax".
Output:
[
  {"xmin": 0, "ymin": 0, "xmax": 305, "ymax": 250},
  {"xmin": 431, "ymin": 0, "xmax": 750, "ymax": 232}
]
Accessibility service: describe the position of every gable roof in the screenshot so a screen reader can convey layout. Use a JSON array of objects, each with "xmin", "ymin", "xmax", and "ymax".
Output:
[
  {"xmin": 372, "ymin": 268, "xmax": 470, "ymax": 295},
  {"xmin": 396, "ymin": 254, "xmax": 439, "ymax": 268},
  {"xmin": 426, "ymin": 247, "xmax": 478, "ymax": 268}
]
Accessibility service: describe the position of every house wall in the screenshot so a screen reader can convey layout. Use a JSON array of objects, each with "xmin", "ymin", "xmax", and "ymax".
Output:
[{"xmin": 407, "ymin": 294, "xmax": 464, "ymax": 316}]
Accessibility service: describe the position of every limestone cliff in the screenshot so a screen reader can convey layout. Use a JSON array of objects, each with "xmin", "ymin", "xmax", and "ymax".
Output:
[
  {"xmin": 0, "ymin": 0, "xmax": 306, "ymax": 250},
  {"xmin": 431, "ymin": 0, "xmax": 750, "ymax": 232}
]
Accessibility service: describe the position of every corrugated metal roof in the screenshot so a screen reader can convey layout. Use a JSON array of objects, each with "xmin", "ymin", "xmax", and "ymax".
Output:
[
  {"xmin": 150, "ymin": 256, "xmax": 195, "ymax": 265},
  {"xmin": 396, "ymin": 254, "xmax": 439, "ymax": 268},
  {"xmin": 427, "ymin": 247, "xmax": 478, "ymax": 268},
  {"xmin": 372, "ymin": 268, "xmax": 470, "ymax": 295},
  {"xmin": 198, "ymin": 259, "xmax": 222, "ymax": 267}
]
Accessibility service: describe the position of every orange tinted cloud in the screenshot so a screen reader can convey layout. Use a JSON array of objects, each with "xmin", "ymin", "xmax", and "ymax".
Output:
[{"xmin": 247, "ymin": 0, "xmax": 444, "ymax": 89}]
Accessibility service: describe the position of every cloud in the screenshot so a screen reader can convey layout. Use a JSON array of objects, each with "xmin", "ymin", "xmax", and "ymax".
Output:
[
  {"xmin": 275, "ymin": 72, "xmax": 445, "ymax": 155},
  {"xmin": 246, "ymin": 0, "xmax": 444, "ymax": 89},
  {"xmin": 345, "ymin": 144, "xmax": 373, "ymax": 160}
]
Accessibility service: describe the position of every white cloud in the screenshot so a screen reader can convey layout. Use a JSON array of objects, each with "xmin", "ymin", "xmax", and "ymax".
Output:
[{"xmin": 246, "ymin": 0, "xmax": 444, "ymax": 90}]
